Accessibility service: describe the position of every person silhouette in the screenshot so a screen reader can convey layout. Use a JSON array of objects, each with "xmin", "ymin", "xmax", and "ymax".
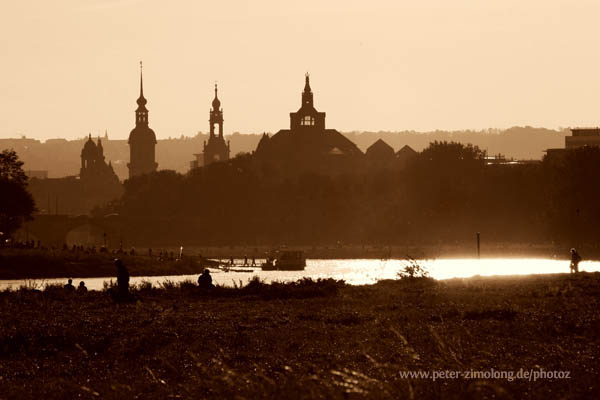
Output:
[
  {"xmin": 570, "ymin": 248, "xmax": 581, "ymax": 273},
  {"xmin": 64, "ymin": 279, "xmax": 75, "ymax": 291},
  {"xmin": 197, "ymin": 269, "xmax": 214, "ymax": 289},
  {"xmin": 77, "ymin": 281, "xmax": 87, "ymax": 293},
  {"xmin": 115, "ymin": 258, "xmax": 130, "ymax": 296}
]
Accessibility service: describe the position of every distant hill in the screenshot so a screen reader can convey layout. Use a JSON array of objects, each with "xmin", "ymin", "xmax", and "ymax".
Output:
[{"xmin": 0, "ymin": 127, "xmax": 567, "ymax": 180}]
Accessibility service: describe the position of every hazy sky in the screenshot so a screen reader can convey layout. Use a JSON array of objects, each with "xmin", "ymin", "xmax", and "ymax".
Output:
[{"xmin": 1, "ymin": 0, "xmax": 600, "ymax": 140}]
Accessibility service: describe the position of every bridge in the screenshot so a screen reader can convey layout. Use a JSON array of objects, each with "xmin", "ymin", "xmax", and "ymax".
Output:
[{"xmin": 20, "ymin": 214, "xmax": 125, "ymax": 247}]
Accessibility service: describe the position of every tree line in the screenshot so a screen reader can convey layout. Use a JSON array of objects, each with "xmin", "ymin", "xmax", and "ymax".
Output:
[
  {"xmin": 2, "ymin": 142, "xmax": 597, "ymax": 247},
  {"xmin": 86, "ymin": 141, "xmax": 600, "ymax": 247}
]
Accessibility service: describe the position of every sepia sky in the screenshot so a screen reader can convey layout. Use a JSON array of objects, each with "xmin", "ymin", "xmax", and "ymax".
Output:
[{"xmin": 1, "ymin": 0, "xmax": 600, "ymax": 140}]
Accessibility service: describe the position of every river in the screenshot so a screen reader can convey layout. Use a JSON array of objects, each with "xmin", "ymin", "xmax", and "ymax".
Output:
[{"xmin": 1, "ymin": 258, "xmax": 598, "ymax": 291}]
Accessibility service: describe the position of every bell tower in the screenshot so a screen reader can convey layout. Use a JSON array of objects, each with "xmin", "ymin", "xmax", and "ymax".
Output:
[
  {"xmin": 203, "ymin": 84, "xmax": 230, "ymax": 166},
  {"xmin": 127, "ymin": 61, "xmax": 158, "ymax": 178}
]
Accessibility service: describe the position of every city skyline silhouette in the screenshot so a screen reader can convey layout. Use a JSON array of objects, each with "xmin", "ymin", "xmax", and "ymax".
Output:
[{"xmin": 2, "ymin": 1, "xmax": 600, "ymax": 140}]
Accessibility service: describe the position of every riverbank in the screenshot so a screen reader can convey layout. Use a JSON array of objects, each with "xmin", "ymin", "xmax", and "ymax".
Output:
[
  {"xmin": 1, "ymin": 273, "xmax": 599, "ymax": 399},
  {"xmin": 107, "ymin": 241, "xmax": 600, "ymax": 261},
  {"xmin": 0, "ymin": 249, "xmax": 209, "ymax": 280},
  {"xmin": 2, "ymin": 242, "xmax": 599, "ymax": 281}
]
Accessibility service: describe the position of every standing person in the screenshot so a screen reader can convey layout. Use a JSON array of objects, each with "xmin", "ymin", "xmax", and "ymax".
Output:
[
  {"xmin": 115, "ymin": 258, "xmax": 130, "ymax": 296},
  {"xmin": 570, "ymin": 248, "xmax": 582, "ymax": 273}
]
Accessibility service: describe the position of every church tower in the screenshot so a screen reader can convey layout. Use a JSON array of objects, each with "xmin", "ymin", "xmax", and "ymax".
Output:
[
  {"xmin": 128, "ymin": 62, "xmax": 157, "ymax": 179},
  {"xmin": 203, "ymin": 84, "xmax": 230, "ymax": 166},
  {"xmin": 289, "ymin": 73, "xmax": 326, "ymax": 131}
]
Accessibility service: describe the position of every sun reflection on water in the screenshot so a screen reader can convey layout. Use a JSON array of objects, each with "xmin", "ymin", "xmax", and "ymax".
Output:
[{"xmin": 1, "ymin": 258, "xmax": 598, "ymax": 291}]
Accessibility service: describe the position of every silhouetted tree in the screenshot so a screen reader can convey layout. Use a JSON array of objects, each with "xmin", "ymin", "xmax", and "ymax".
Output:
[{"xmin": 0, "ymin": 149, "xmax": 36, "ymax": 238}]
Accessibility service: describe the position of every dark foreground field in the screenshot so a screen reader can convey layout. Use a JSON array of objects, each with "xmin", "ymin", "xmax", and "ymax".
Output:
[{"xmin": 1, "ymin": 274, "xmax": 599, "ymax": 399}]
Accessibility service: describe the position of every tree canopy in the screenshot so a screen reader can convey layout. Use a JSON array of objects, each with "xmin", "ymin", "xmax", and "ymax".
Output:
[{"xmin": 0, "ymin": 149, "xmax": 36, "ymax": 239}]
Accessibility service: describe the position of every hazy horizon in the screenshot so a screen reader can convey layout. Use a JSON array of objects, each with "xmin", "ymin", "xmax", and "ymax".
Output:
[{"xmin": 2, "ymin": 0, "xmax": 600, "ymax": 141}]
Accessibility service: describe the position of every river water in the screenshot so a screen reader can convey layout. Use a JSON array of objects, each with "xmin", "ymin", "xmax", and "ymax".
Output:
[{"xmin": 1, "ymin": 258, "xmax": 598, "ymax": 291}]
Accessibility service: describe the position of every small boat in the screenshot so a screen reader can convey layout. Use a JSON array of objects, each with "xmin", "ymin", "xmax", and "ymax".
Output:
[
  {"xmin": 221, "ymin": 267, "xmax": 254, "ymax": 273},
  {"xmin": 261, "ymin": 250, "xmax": 306, "ymax": 271}
]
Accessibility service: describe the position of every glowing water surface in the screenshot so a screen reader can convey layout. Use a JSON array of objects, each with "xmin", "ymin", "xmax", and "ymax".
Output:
[{"xmin": 1, "ymin": 258, "xmax": 598, "ymax": 291}]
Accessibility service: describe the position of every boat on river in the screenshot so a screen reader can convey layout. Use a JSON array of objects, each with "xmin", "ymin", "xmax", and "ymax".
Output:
[{"xmin": 261, "ymin": 250, "xmax": 306, "ymax": 271}]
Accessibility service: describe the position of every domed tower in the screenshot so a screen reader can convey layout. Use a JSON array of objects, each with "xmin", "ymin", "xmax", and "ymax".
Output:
[
  {"xmin": 128, "ymin": 62, "xmax": 158, "ymax": 179},
  {"xmin": 203, "ymin": 84, "xmax": 230, "ymax": 166},
  {"xmin": 80, "ymin": 134, "xmax": 120, "ymax": 183},
  {"xmin": 80, "ymin": 134, "xmax": 98, "ymax": 179}
]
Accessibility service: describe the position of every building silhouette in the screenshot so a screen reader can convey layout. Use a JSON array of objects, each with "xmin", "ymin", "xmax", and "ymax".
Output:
[
  {"xmin": 128, "ymin": 63, "xmax": 157, "ymax": 179},
  {"xmin": 365, "ymin": 139, "xmax": 396, "ymax": 170},
  {"xmin": 254, "ymin": 74, "xmax": 363, "ymax": 176},
  {"xmin": 27, "ymin": 134, "xmax": 123, "ymax": 216},
  {"xmin": 191, "ymin": 84, "xmax": 230, "ymax": 169},
  {"xmin": 80, "ymin": 134, "xmax": 119, "ymax": 183},
  {"xmin": 396, "ymin": 144, "xmax": 418, "ymax": 169},
  {"xmin": 204, "ymin": 84, "xmax": 230, "ymax": 165},
  {"xmin": 546, "ymin": 127, "xmax": 600, "ymax": 162},
  {"xmin": 565, "ymin": 128, "xmax": 600, "ymax": 149}
]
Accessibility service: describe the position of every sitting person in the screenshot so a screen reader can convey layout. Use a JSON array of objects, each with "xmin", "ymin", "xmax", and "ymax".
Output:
[
  {"xmin": 64, "ymin": 279, "xmax": 75, "ymax": 291},
  {"xmin": 77, "ymin": 281, "xmax": 88, "ymax": 293},
  {"xmin": 197, "ymin": 269, "xmax": 214, "ymax": 289}
]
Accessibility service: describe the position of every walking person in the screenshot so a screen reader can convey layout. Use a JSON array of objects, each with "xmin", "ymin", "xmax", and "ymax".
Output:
[
  {"xmin": 115, "ymin": 258, "xmax": 130, "ymax": 298},
  {"xmin": 570, "ymin": 248, "xmax": 582, "ymax": 273}
]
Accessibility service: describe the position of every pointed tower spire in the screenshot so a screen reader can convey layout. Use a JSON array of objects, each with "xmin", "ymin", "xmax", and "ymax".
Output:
[
  {"xmin": 304, "ymin": 72, "xmax": 311, "ymax": 92},
  {"xmin": 302, "ymin": 72, "xmax": 313, "ymax": 107},
  {"xmin": 135, "ymin": 61, "xmax": 148, "ymax": 125},
  {"xmin": 128, "ymin": 61, "xmax": 158, "ymax": 179},
  {"xmin": 139, "ymin": 60, "xmax": 144, "ymax": 98},
  {"xmin": 212, "ymin": 82, "xmax": 221, "ymax": 110}
]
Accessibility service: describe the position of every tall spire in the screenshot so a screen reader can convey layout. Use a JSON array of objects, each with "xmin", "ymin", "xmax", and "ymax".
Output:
[
  {"xmin": 140, "ymin": 61, "xmax": 144, "ymax": 98},
  {"xmin": 135, "ymin": 61, "xmax": 149, "ymax": 127},
  {"xmin": 137, "ymin": 61, "xmax": 147, "ymax": 108},
  {"xmin": 302, "ymin": 72, "xmax": 313, "ymax": 107},
  {"xmin": 304, "ymin": 72, "xmax": 311, "ymax": 93}
]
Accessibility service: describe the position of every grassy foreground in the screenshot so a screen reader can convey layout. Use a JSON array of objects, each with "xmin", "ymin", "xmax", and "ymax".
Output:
[{"xmin": 1, "ymin": 273, "xmax": 599, "ymax": 399}]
